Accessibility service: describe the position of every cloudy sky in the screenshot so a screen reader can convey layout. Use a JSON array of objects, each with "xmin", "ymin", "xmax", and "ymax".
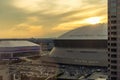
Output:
[{"xmin": 0, "ymin": 0, "xmax": 107, "ymax": 38}]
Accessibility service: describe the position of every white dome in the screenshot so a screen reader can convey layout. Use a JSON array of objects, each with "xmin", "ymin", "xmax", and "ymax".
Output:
[
  {"xmin": 45, "ymin": 24, "xmax": 108, "ymax": 66},
  {"xmin": 58, "ymin": 24, "xmax": 107, "ymax": 40}
]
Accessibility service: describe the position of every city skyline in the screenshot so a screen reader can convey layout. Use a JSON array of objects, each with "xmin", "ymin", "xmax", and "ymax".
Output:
[{"xmin": 0, "ymin": 0, "xmax": 107, "ymax": 38}]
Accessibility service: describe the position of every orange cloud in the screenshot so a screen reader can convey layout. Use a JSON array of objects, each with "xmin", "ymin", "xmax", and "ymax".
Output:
[
  {"xmin": 52, "ymin": 24, "xmax": 81, "ymax": 31},
  {"xmin": 26, "ymin": 16, "xmax": 39, "ymax": 23},
  {"xmin": 0, "ymin": 0, "xmax": 107, "ymax": 38},
  {"xmin": 0, "ymin": 23, "xmax": 44, "ymax": 38},
  {"xmin": 12, "ymin": 0, "xmax": 82, "ymax": 14}
]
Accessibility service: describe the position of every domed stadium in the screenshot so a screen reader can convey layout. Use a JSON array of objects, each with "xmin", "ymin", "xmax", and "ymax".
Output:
[
  {"xmin": 42, "ymin": 24, "xmax": 108, "ymax": 67},
  {"xmin": 0, "ymin": 41, "xmax": 40, "ymax": 60}
]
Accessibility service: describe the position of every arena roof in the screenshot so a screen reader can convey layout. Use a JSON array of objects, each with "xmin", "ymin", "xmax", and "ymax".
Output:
[
  {"xmin": 0, "ymin": 41, "xmax": 40, "ymax": 47},
  {"xmin": 50, "ymin": 48, "xmax": 107, "ymax": 59},
  {"xmin": 58, "ymin": 24, "xmax": 107, "ymax": 40},
  {"xmin": 46, "ymin": 24, "xmax": 108, "ymax": 66},
  {"xmin": 48, "ymin": 47, "xmax": 107, "ymax": 66}
]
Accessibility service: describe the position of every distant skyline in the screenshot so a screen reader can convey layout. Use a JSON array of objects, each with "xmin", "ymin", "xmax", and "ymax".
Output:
[{"xmin": 0, "ymin": 0, "xmax": 107, "ymax": 38}]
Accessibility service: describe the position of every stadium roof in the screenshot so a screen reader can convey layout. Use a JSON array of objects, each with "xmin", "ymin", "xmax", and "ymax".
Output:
[
  {"xmin": 58, "ymin": 24, "xmax": 107, "ymax": 40},
  {"xmin": 0, "ymin": 41, "xmax": 40, "ymax": 47},
  {"xmin": 49, "ymin": 47, "xmax": 107, "ymax": 66},
  {"xmin": 50, "ymin": 48, "xmax": 106, "ymax": 59}
]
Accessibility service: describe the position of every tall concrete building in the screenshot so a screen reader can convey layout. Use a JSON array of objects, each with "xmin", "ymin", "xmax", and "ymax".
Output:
[{"xmin": 108, "ymin": 0, "xmax": 120, "ymax": 80}]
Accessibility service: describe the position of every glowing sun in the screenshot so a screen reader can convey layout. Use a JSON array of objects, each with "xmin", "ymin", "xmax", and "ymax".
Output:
[{"xmin": 85, "ymin": 17, "xmax": 101, "ymax": 24}]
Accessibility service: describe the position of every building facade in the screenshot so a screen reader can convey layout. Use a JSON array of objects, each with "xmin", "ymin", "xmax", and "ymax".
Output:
[{"xmin": 108, "ymin": 0, "xmax": 120, "ymax": 80}]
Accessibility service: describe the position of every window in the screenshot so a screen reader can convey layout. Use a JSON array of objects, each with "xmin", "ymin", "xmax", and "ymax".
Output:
[
  {"xmin": 111, "ymin": 71, "xmax": 117, "ymax": 75},
  {"xmin": 111, "ymin": 3, "xmax": 116, "ymax": 7},
  {"xmin": 108, "ymin": 48, "xmax": 110, "ymax": 51},
  {"xmin": 108, "ymin": 32, "xmax": 110, "ymax": 35},
  {"xmin": 111, "ymin": 37, "xmax": 117, "ymax": 41},
  {"xmin": 111, "ymin": 65, "xmax": 117, "ymax": 69},
  {"xmin": 111, "ymin": 16, "xmax": 116, "ymax": 18},
  {"xmin": 111, "ymin": 20, "xmax": 117, "ymax": 24},
  {"xmin": 111, "ymin": 0, "xmax": 116, "ymax": 3},
  {"xmin": 111, "ymin": 43, "xmax": 117, "ymax": 46},
  {"xmin": 111, "ymin": 60, "xmax": 117, "ymax": 64},
  {"xmin": 108, "ymin": 59, "xmax": 110, "ymax": 62},
  {"xmin": 108, "ymin": 27, "xmax": 110, "ymax": 30},
  {"xmin": 111, "ymin": 32, "xmax": 117, "ymax": 35},
  {"xmin": 111, "ymin": 49, "xmax": 117, "ymax": 52},
  {"xmin": 111, "ymin": 77, "xmax": 117, "ymax": 80},
  {"xmin": 111, "ymin": 9, "xmax": 116, "ymax": 13},
  {"xmin": 111, "ymin": 54, "xmax": 117, "ymax": 58},
  {"xmin": 111, "ymin": 26, "xmax": 117, "ymax": 29},
  {"xmin": 110, "ymin": 5, "xmax": 116, "ymax": 14}
]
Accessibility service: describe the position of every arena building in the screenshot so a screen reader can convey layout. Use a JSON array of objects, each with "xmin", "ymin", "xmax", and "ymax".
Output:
[
  {"xmin": 0, "ymin": 41, "xmax": 40, "ymax": 59},
  {"xmin": 42, "ymin": 24, "xmax": 108, "ymax": 67}
]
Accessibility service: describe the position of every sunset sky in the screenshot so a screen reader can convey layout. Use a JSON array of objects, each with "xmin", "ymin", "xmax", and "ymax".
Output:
[{"xmin": 0, "ymin": 0, "xmax": 107, "ymax": 38}]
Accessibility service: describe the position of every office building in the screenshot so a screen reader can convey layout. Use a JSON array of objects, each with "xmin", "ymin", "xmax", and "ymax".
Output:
[{"xmin": 108, "ymin": 0, "xmax": 120, "ymax": 80}]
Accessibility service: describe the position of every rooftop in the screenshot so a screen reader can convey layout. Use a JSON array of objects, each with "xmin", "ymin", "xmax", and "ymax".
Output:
[
  {"xmin": 0, "ymin": 41, "xmax": 40, "ymax": 47},
  {"xmin": 48, "ymin": 47, "xmax": 107, "ymax": 66},
  {"xmin": 58, "ymin": 24, "xmax": 107, "ymax": 40}
]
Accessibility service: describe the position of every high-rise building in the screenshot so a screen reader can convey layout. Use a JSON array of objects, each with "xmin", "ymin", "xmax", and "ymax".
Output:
[{"xmin": 108, "ymin": 0, "xmax": 120, "ymax": 80}]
